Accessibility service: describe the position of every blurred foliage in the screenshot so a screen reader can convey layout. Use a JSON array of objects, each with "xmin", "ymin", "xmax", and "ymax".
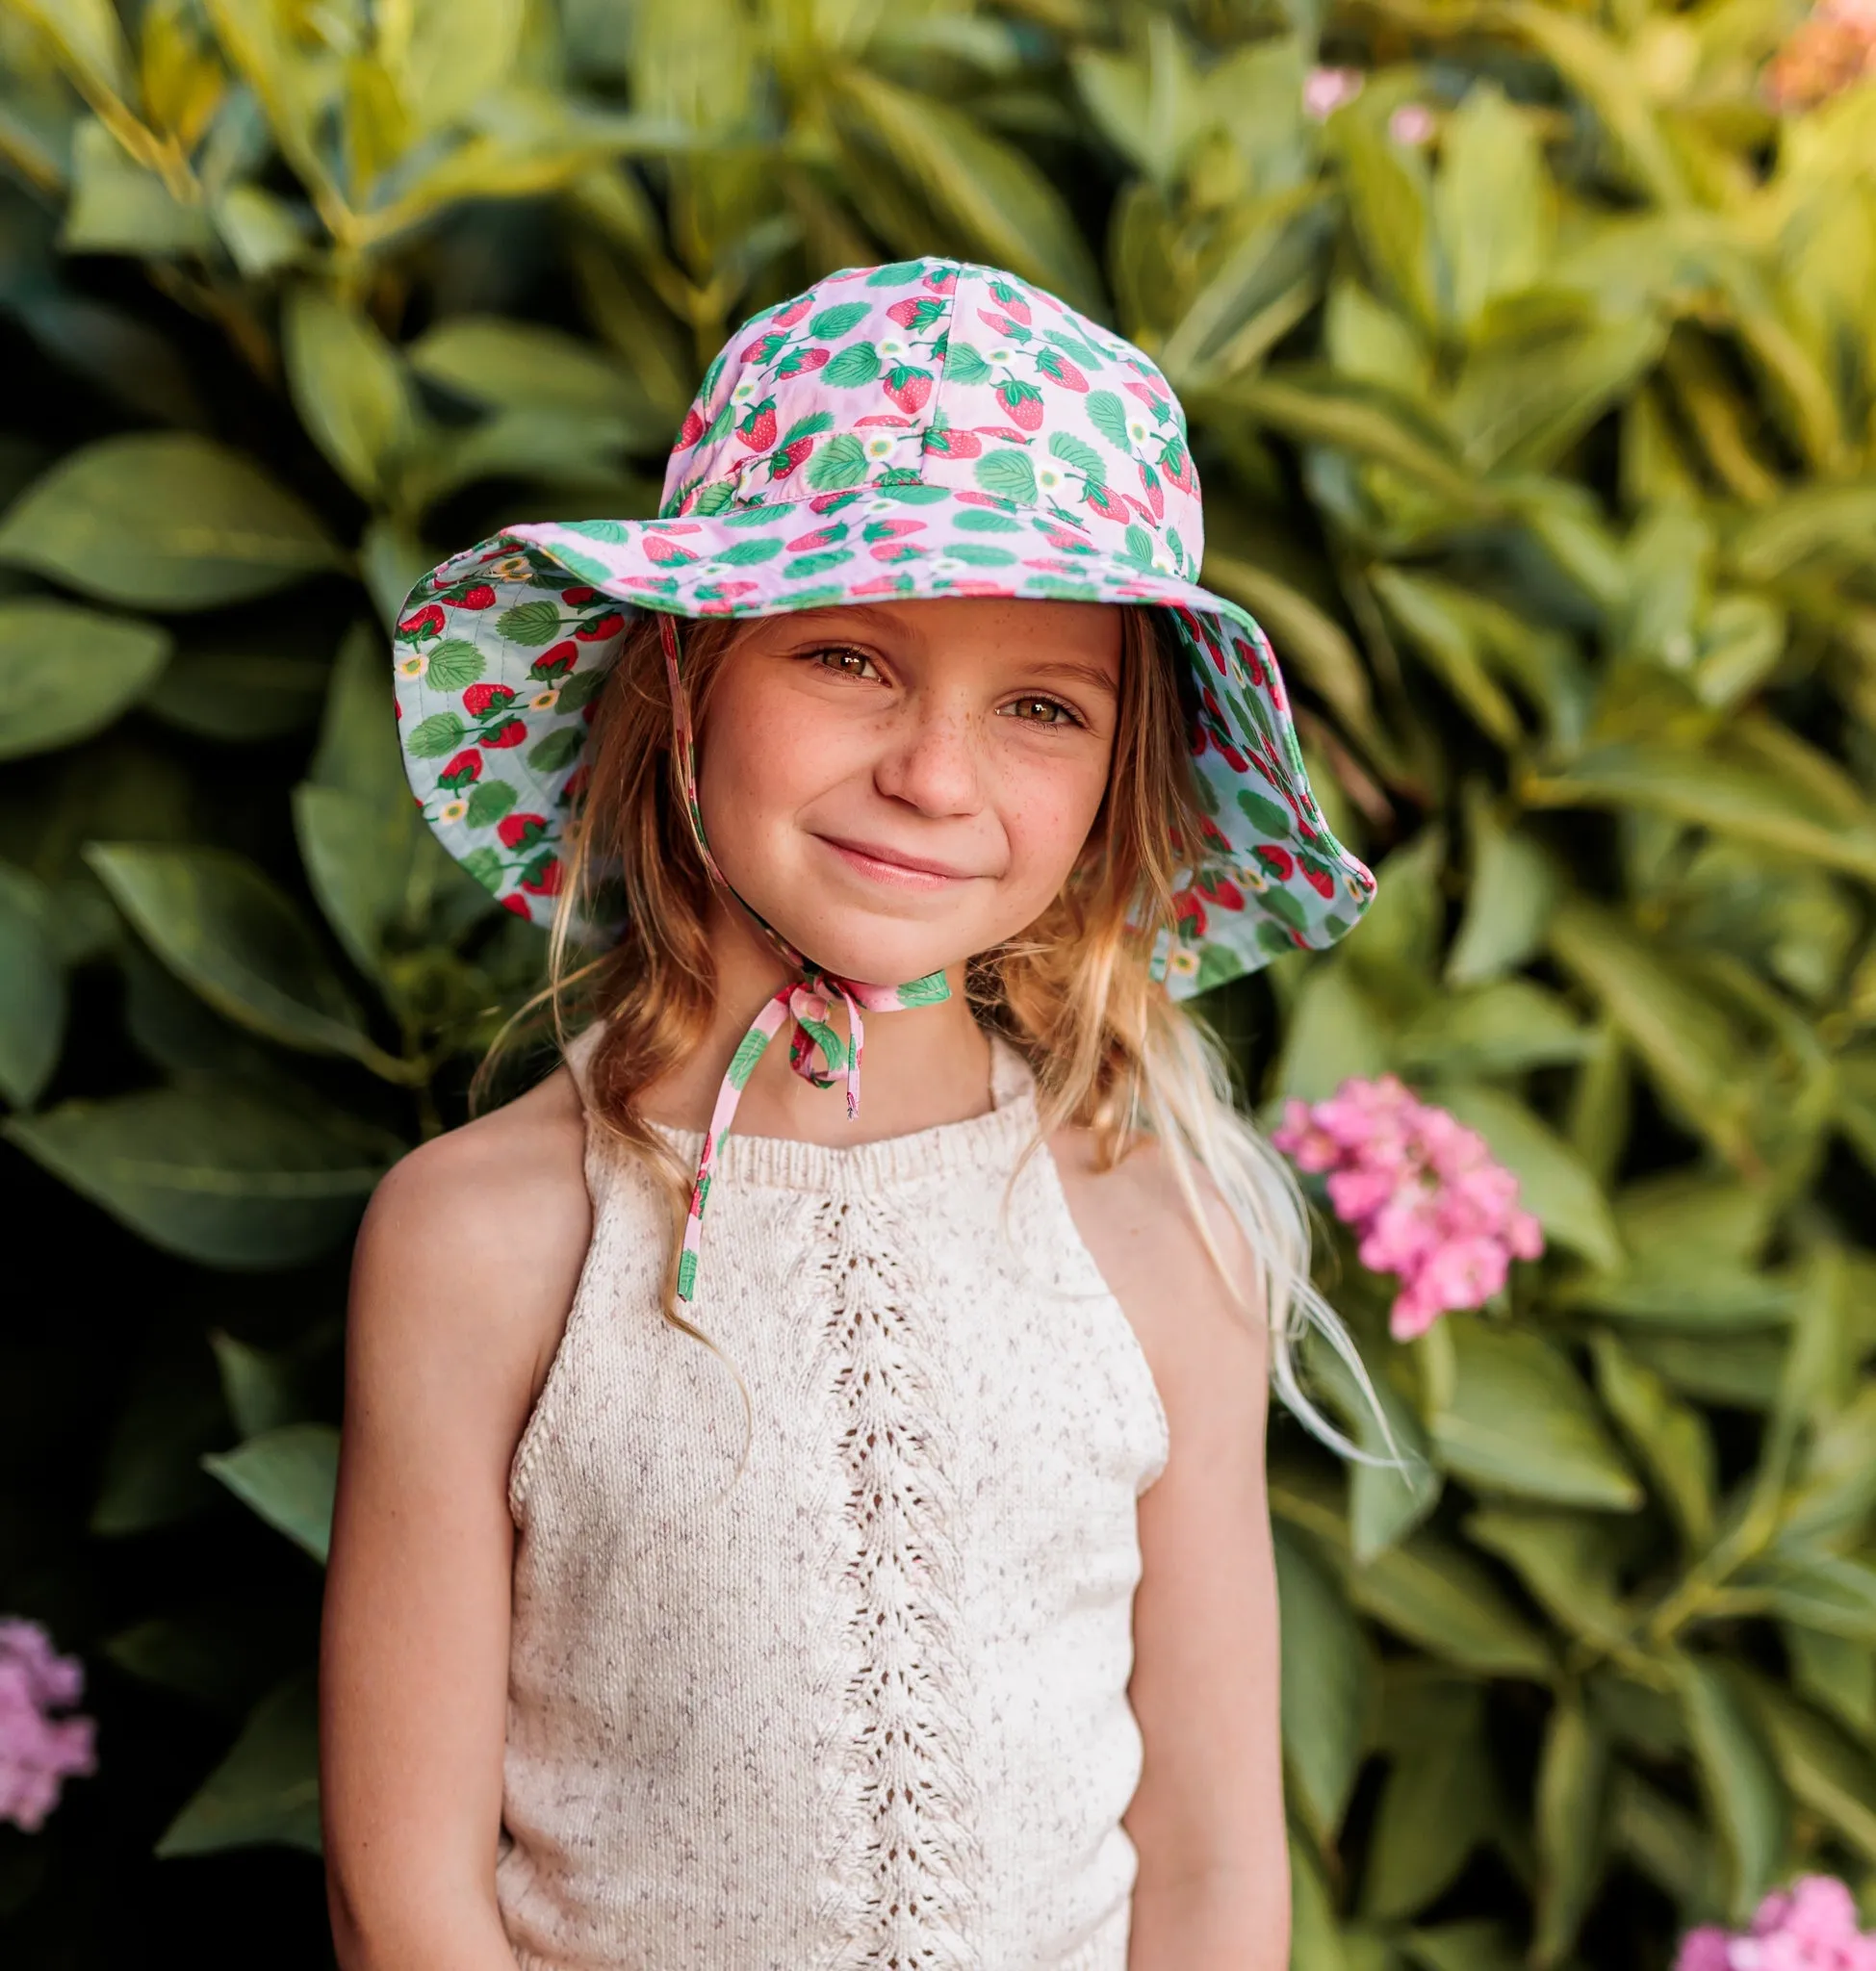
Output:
[{"xmin": 2, "ymin": 0, "xmax": 1876, "ymax": 1965}]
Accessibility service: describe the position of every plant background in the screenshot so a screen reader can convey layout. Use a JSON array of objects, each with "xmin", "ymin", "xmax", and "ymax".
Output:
[{"xmin": 3, "ymin": 0, "xmax": 1876, "ymax": 1965}]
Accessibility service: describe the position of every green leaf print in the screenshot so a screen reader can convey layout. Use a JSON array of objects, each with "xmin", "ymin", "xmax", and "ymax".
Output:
[
  {"xmin": 955, "ymin": 510, "xmax": 1021, "ymax": 532},
  {"xmin": 823, "ymin": 344, "xmax": 882, "ymax": 387},
  {"xmin": 677, "ymin": 1248, "xmax": 698, "ymax": 1298},
  {"xmin": 778, "ymin": 410, "xmax": 835, "ymax": 449},
  {"xmin": 711, "ymin": 537, "xmax": 784, "ymax": 565},
  {"xmin": 458, "ymin": 846, "xmax": 503, "ymax": 893},
  {"xmin": 864, "ymin": 261, "xmax": 924, "ymax": 286},
  {"xmin": 691, "ymin": 483, "xmax": 736, "ymax": 516},
  {"xmin": 944, "ymin": 343, "xmax": 992, "ymax": 384},
  {"xmin": 727, "ymin": 1023, "xmax": 771, "ymax": 1089},
  {"xmin": 1048, "ymin": 431, "xmax": 1107, "ymax": 479},
  {"xmin": 974, "ymin": 448, "xmax": 1037, "ymax": 503},
  {"xmin": 557, "ymin": 669, "xmax": 606, "ymax": 712},
  {"xmin": 807, "ymin": 434, "xmax": 868, "ymax": 490},
  {"xmin": 406, "ymin": 711, "xmax": 467, "ymax": 757},
  {"xmin": 526, "ymin": 728, "xmax": 583, "ymax": 774},
  {"xmin": 1086, "ymin": 391, "xmax": 1132, "ymax": 452},
  {"xmin": 896, "ymin": 971, "xmax": 953, "ymax": 1008},
  {"xmin": 948, "ymin": 543, "xmax": 1017, "ymax": 566},
  {"xmin": 562, "ymin": 519, "xmax": 630, "ymax": 543},
  {"xmin": 464, "ymin": 780, "xmax": 517, "ymax": 828},
  {"xmin": 496, "ymin": 601, "xmax": 562, "ymax": 646},
  {"xmin": 424, "ymin": 640, "xmax": 485, "ymax": 691},
  {"xmin": 809, "ymin": 302, "xmax": 869, "ymax": 340},
  {"xmin": 1122, "ymin": 524, "xmax": 1157, "ymax": 569},
  {"xmin": 785, "ymin": 551, "xmax": 853, "ymax": 578}
]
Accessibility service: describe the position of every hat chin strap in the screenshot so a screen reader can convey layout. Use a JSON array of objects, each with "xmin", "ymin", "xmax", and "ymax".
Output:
[{"xmin": 656, "ymin": 614, "xmax": 951, "ymax": 1304}]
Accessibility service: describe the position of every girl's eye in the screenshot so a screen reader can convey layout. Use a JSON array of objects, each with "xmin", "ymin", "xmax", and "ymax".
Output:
[
  {"xmin": 812, "ymin": 646, "xmax": 882, "ymax": 681},
  {"xmin": 1002, "ymin": 695, "xmax": 1082, "ymax": 728}
]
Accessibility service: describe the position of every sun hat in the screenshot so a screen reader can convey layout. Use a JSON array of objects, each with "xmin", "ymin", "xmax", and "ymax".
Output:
[{"xmin": 393, "ymin": 255, "xmax": 1376, "ymax": 1300}]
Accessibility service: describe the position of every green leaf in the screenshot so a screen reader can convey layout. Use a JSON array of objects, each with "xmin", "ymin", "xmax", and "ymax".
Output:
[
  {"xmin": 1351, "ymin": 1530, "xmax": 1553, "ymax": 1678},
  {"xmin": 5, "ymin": 1083, "xmax": 393, "ymax": 1268},
  {"xmin": 85, "ymin": 844, "xmax": 381, "ymax": 1066},
  {"xmin": 496, "ymin": 600, "xmax": 562, "ymax": 647},
  {"xmin": 1676, "ymin": 1655, "xmax": 1787, "ymax": 1920},
  {"xmin": 405, "ymin": 710, "xmax": 468, "ymax": 758},
  {"xmin": 408, "ymin": 315, "xmax": 655, "ymax": 432},
  {"xmin": 1371, "ymin": 568, "xmax": 1523, "ymax": 749},
  {"xmin": 293, "ymin": 783, "xmax": 418, "ymax": 982},
  {"xmin": 144, "ymin": 646, "xmax": 329, "ymax": 743},
  {"xmin": 825, "ymin": 69, "xmax": 1103, "ymax": 314},
  {"xmin": 0, "ymin": 599, "xmax": 171, "ymax": 760},
  {"xmin": 203, "ymin": 1423, "xmax": 338, "ymax": 1565},
  {"xmin": 822, "ymin": 342, "xmax": 882, "ymax": 387},
  {"xmin": 1435, "ymin": 84, "xmax": 1550, "ymax": 333},
  {"xmin": 62, "ymin": 116, "xmax": 214, "ymax": 255},
  {"xmin": 0, "ymin": 862, "xmax": 63, "ymax": 1108},
  {"xmin": 1446, "ymin": 801, "xmax": 1556, "ymax": 987},
  {"xmin": 1274, "ymin": 1522, "xmax": 1369, "ymax": 1845},
  {"xmin": 1783, "ymin": 1625, "xmax": 1876, "ymax": 1737},
  {"xmin": 283, "ymin": 287, "xmax": 420, "ymax": 502},
  {"xmin": 973, "ymin": 448, "xmax": 1037, "ymax": 504},
  {"xmin": 1548, "ymin": 897, "xmax": 1756, "ymax": 1165},
  {"xmin": 1430, "ymin": 1318, "xmax": 1641, "ymax": 1510},
  {"xmin": 0, "ymin": 434, "xmax": 341, "ymax": 609},
  {"xmin": 90, "ymin": 1335, "xmax": 226, "ymax": 1537},
  {"xmin": 1737, "ymin": 1553, "xmax": 1876, "ymax": 1642},
  {"xmin": 806, "ymin": 434, "xmax": 867, "ymax": 491},
  {"xmin": 1397, "ymin": 982, "xmax": 1589, "ymax": 1079},
  {"xmin": 1363, "ymin": 1682, "xmax": 1494, "ymax": 1920},
  {"xmin": 1276, "ymin": 961, "xmax": 1392, "ymax": 1103},
  {"xmin": 1740, "ymin": 1671, "xmax": 1876, "ymax": 1866},
  {"xmin": 1336, "ymin": 114, "xmax": 1439, "ymax": 337},
  {"xmin": 156, "ymin": 1672, "xmax": 321, "ymax": 1858},
  {"xmin": 1589, "ymin": 1333, "xmax": 1716, "ymax": 1547},
  {"xmin": 1047, "ymin": 431, "xmax": 1108, "ymax": 479},
  {"xmin": 1465, "ymin": 1508, "xmax": 1628, "ymax": 1649},
  {"xmin": 1532, "ymin": 1696, "xmax": 1608, "ymax": 1969}
]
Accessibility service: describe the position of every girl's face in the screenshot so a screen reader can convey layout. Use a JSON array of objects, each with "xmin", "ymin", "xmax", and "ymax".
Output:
[{"xmin": 694, "ymin": 598, "xmax": 1123, "ymax": 987}]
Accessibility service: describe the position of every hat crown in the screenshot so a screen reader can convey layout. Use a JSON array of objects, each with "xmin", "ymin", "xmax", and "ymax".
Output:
[{"xmin": 657, "ymin": 259, "xmax": 1206, "ymax": 585}]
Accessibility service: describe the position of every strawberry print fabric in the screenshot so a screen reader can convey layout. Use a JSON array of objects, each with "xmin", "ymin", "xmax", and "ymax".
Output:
[{"xmin": 394, "ymin": 256, "xmax": 1375, "ymax": 998}]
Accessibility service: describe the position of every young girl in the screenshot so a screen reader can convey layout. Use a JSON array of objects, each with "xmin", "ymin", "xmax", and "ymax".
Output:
[{"xmin": 320, "ymin": 257, "xmax": 1376, "ymax": 1971}]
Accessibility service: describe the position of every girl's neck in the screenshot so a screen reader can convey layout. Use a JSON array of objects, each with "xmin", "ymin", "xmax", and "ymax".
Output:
[{"xmin": 631, "ymin": 895, "xmax": 996, "ymax": 1146}]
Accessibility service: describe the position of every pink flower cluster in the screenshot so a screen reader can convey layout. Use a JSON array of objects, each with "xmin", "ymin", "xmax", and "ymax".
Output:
[
  {"xmin": 0, "ymin": 1618, "xmax": 96, "ymax": 1832},
  {"xmin": 1272, "ymin": 1074, "xmax": 1543, "ymax": 1340},
  {"xmin": 1679, "ymin": 1877, "xmax": 1876, "ymax": 1970},
  {"xmin": 1764, "ymin": 0, "xmax": 1876, "ymax": 110}
]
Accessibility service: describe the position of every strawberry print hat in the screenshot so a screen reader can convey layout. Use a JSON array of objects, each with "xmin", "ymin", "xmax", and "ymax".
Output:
[{"xmin": 393, "ymin": 256, "xmax": 1376, "ymax": 1301}]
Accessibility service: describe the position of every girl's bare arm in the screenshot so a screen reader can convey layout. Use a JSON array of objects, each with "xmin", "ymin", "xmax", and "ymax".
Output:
[
  {"xmin": 1053, "ymin": 1131, "xmax": 1289, "ymax": 1971},
  {"xmin": 321, "ymin": 1071, "xmax": 590, "ymax": 1971}
]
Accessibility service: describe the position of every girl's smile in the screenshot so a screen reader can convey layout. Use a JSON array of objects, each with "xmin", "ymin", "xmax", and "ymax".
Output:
[{"xmin": 813, "ymin": 832, "xmax": 982, "ymax": 888}]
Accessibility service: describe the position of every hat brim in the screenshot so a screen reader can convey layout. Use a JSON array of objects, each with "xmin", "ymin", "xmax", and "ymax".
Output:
[{"xmin": 393, "ymin": 503, "xmax": 1375, "ymax": 996}]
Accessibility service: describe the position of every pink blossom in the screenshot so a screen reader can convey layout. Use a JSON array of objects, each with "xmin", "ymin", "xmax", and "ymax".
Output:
[
  {"xmin": 1303, "ymin": 66, "xmax": 1364, "ymax": 119},
  {"xmin": 1677, "ymin": 1877, "xmax": 1876, "ymax": 1969},
  {"xmin": 1272, "ymin": 1074, "xmax": 1544, "ymax": 1341},
  {"xmin": 1389, "ymin": 103, "xmax": 1437, "ymax": 145},
  {"xmin": 0, "ymin": 1618, "xmax": 96, "ymax": 1832}
]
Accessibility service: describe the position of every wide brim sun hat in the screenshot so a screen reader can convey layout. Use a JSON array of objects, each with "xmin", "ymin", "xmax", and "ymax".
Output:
[
  {"xmin": 394, "ymin": 255, "xmax": 1375, "ymax": 998},
  {"xmin": 393, "ymin": 256, "xmax": 1378, "ymax": 1303}
]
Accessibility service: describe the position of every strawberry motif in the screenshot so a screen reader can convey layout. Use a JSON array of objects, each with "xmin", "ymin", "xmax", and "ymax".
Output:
[
  {"xmin": 742, "ymin": 329, "xmax": 789, "ymax": 366},
  {"xmin": 464, "ymin": 682, "xmax": 516, "ymax": 717},
  {"xmin": 1035, "ymin": 348, "xmax": 1088, "ymax": 392},
  {"xmin": 775, "ymin": 346, "xmax": 830, "ymax": 378},
  {"xmin": 644, "ymin": 535, "xmax": 698, "ymax": 566},
  {"xmin": 521, "ymin": 856, "xmax": 564, "ymax": 897},
  {"xmin": 995, "ymin": 380, "xmax": 1044, "ymax": 429},
  {"xmin": 1300, "ymin": 858, "xmax": 1336, "ymax": 900},
  {"xmin": 770, "ymin": 436, "xmax": 817, "ymax": 479},
  {"xmin": 923, "ymin": 268, "xmax": 958, "ymax": 294},
  {"xmin": 501, "ymin": 893, "xmax": 532, "ymax": 919},
  {"xmin": 887, "ymin": 297, "xmax": 945, "ymax": 333},
  {"xmin": 882, "ymin": 366, "xmax": 933, "ymax": 414},
  {"xmin": 398, "ymin": 602, "xmax": 446, "ymax": 640},
  {"xmin": 1199, "ymin": 875, "xmax": 1246, "ymax": 911},
  {"xmin": 499, "ymin": 812, "xmax": 549, "ymax": 851},
  {"xmin": 736, "ymin": 397, "xmax": 778, "ymax": 451},
  {"xmin": 1084, "ymin": 483, "xmax": 1130, "ymax": 523},
  {"xmin": 456, "ymin": 583, "xmax": 496, "ymax": 609},
  {"xmin": 560, "ymin": 586, "xmax": 596, "ymax": 603},
  {"xmin": 484, "ymin": 718, "xmax": 527, "ymax": 749},
  {"xmin": 574, "ymin": 611, "xmax": 625, "ymax": 640},
  {"xmin": 772, "ymin": 296, "xmax": 813, "ymax": 327},
  {"xmin": 988, "ymin": 279, "xmax": 1031, "ymax": 323},
  {"xmin": 1137, "ymin": 461, "xmax": 1166, "ymax": 522},
  {"xmin": 439, "ymin": 749, "xmax": 482, "ymax": 789},
  {"xmin": 787, "ymin": 524, "xmax": 848, "ymax": 551},
  {"xmin": 531, "ymin": 641, "xmax": 578, "ymax": 679},
  {"xmin": 1255, "ymin": 844, "xmax": 1295, "ymax": 881},
  {"xmin": 923, "ymin": 425, "xmax": 981, "ymax": 458},
  {"xmin": 678, "ymin": 404, "xmax": 707, "ymax": 447}
]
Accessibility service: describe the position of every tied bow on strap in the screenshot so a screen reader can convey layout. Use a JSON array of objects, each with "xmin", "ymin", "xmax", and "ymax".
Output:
[{"xmin": 655, "ymin": 615, "xmax": 951, "ymax": 1303}]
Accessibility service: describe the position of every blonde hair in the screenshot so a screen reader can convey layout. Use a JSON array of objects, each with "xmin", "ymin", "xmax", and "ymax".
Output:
[{"xmin": 505, "ymin": 602, "xmax": 1378, "ymax": 1478}]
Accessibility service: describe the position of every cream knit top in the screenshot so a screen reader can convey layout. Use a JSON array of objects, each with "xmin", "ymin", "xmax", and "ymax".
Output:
[{"xmin": 496, "ymin": 1027, "xmax": 1171, "ymax": 1971}]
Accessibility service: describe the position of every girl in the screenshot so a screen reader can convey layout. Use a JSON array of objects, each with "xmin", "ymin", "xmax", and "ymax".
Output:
[{"xmin": 321, "ymin": 257, "xmax": 1376, "ymax": 1971}]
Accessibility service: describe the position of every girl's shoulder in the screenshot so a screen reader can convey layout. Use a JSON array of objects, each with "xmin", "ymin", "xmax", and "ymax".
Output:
[{"xmin": 348, "ymin": 1063, "xmax": 593, "ymax": 1415}]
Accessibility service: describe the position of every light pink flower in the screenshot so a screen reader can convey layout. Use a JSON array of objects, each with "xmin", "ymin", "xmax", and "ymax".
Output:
[
  {"xmin": 0, "ymin": 1618, "xmax": 96, "ymax": 1833},
  {"xmin": 1389, "ymin": 103, "xmax": 1438, "ymax": 144},
  {"xmin": 1303, "ymin": 66, "xmax": 1364, "ymax": 119},
  {"xmin": 1272, "ymin": 1074, "xmax": 1544, "ymax": 1340},
  {"xmin": 1678, "ymin": 1876, "xmax": 1876, "ymax": 1968}
]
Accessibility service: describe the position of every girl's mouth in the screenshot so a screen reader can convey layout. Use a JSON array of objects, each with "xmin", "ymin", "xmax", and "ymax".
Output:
[{"xmin": 816, "ymin": 833, "xmax": 977, "ymax": 889}]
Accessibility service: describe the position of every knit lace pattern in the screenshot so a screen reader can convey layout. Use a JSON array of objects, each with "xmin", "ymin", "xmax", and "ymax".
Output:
[{"xmin": 808, "ymin": 1192, "xmax": 983, "ymax": 1968}]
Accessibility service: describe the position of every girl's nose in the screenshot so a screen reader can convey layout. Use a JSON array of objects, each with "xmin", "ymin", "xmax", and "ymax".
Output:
[{"xmin": 873, "ymin": 704, "xmax": 985, "ymax": 816}]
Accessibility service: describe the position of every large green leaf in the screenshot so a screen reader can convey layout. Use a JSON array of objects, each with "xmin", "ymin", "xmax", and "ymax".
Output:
[
  {"xmin": 0, "ymin": 434, "xmax": 342, "ymax": 609},
  {"xmin": 5, "ymin": 1083, "xmax": 394, "ymax": 1268},
  {"xmin": 0, "ymin": 862, "xmax": 63, "ymax": 1108},
  {"xmin": 1676, "ymin": 1656, "xmax": 1788, "ymax": 1920},
  {"xmin": 1428, "ymin": 1318, "xmax": 1642, "ymax": 1511},
  {"xmin": 1465, "ymin": 1508, "xmax": 1629, "ymax": 1650},
  {"xmin": 1531, "ymin": 1696, "xmax": 1609, "ymax": 1969},
  {"xmin": 408, "ymin": 315, "xmax": 665, "ymax": 439},
  {"xmin": 1274, "ymin": 1521, "xmax": 1370, "ymax": 1845},
  {"xmin": 156, "ymin": 1672, "xmax": 321, "ymax": 1858},
  {"xmin": 203, "ymin": 1423, "xmax": 339, "ymax": 1565},
  {"xmin": 1363, "ymin": 1681, "xmax": 1494, "ymax": 1920},
  {"xmin": 1395, "ymin": 981, "xmax": 1590, "ymax": 1080},
  {"xmin": 1736, "ymin": 1670, "xmax": 1876, "ymax": 1866},
  {"xmin": 85, "ymin": 843, "xmax": 388, "ymax": 1069},
  {"xmin": 0, "ymin": 599, "xmax": 171, "ymax": 759},
  {"xmin": 282, "ymin": 288, "xmax": 421, "ymax": 503},
  {"xmin": 1434, "ymin": 84, "xmax": 1550, "ymax": 333},
  {"xmin": 1351, "ymin": 1531, "xmax": 1554, "ymax": 1678},
  {"xmin": 1589, "ymin": 1333, "xmax": 1716, "ymax": 1547}
]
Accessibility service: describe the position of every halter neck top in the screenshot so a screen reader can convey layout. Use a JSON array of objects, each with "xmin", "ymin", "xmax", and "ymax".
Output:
[{"xmin": 497, "ymin": 1026, "xmax": 1171, "ymax": 1971}]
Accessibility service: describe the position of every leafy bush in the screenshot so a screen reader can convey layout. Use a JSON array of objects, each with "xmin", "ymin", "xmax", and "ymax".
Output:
[{"xmin": 2, "ymin": 1, "xmax": 1875, "ymax": 1965}]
